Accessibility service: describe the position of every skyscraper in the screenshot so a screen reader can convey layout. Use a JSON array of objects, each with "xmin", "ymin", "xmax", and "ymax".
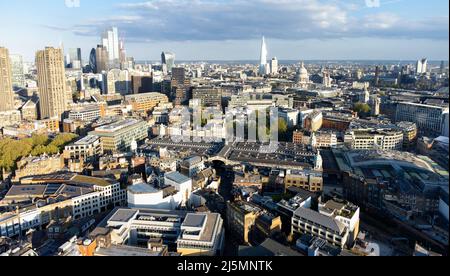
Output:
[
  {"xmin": 259, "ymin": 36, "xmax": 268, "ymax": 76},
  {"xmin": 95, "ymin": 45, "xmax": 109, "ymax": 73},
  {"xmin": 36, "ymin": 47, "xmax": 70, "ymax": 120},
  {"xmin": 89, "ymin": 48, "xmax": 97, "ymax": 73},
  {"xmin": 440, "ymin": 61, "xmax": 446, "ymax": 74},
  {"xmin": 0, "ymin": 47, "xmax": 15, "ymax": 112},
  {"xmin": 270, "ymin": 57, "xmax": 278, "ymax": 76},
  {"xmin": 10, "ymin": 54, "xmax": 25, "ymax": 88},
  {"xmin": 101, "ymin": 27, "xmax": 120, "ymax": 66},
  {"xmin": 162, "ymin": 52, "xmax": 175, "ymax": 74},
  {"xmin": 68, "ymin": 48, "xmax": 82, "ymax": 69},
  {"xmin": 416, "ymin": 58, "xmax": 428, "ymax": 74}
]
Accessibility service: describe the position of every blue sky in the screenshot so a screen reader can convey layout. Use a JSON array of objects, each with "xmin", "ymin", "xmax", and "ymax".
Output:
[{"xmin": 0, "ymin": 0, "xmax": 448, "ymax": 61}]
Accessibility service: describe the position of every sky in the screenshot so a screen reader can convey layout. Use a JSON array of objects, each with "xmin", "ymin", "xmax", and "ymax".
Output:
[{"xmin": 0, "ymin": 0, "xmax": 448, "ymax": 62}]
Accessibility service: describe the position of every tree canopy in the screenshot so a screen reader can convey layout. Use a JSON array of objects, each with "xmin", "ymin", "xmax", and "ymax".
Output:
[{"xmin": 0, "ymin": 133, "xmax": 78, "ymax": 174}]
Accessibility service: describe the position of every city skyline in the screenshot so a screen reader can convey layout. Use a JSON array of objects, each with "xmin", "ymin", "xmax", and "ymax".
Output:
[{"xmin": 0, "ymin": 0, "xmax": 448, "ymax": 62}]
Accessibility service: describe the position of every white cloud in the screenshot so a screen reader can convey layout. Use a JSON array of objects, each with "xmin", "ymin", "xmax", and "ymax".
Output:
[{"xmin": 64, "ymin": 0, "xmax": 448, "ymax": 42}]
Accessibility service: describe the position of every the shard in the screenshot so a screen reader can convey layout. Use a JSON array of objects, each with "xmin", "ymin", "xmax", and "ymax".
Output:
[{"xmin": 259, "ymin": 36, "xmax": 268, "ymax": 76}]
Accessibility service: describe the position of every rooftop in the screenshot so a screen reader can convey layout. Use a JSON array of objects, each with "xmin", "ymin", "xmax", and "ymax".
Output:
[{"xmin": 165, "ymin": 171, "xmax": 191, "ymax": 184}]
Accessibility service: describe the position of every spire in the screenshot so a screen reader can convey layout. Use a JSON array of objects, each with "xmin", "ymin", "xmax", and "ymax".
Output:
[{"xmin": 259, "ymin": 36, "xmax": 268, "ymax": 76}]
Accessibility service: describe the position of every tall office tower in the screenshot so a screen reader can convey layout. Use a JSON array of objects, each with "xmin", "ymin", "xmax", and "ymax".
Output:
[
  {"xmin": 440, "ymin": 61, "xmax": 446, "ymax": 74},
  {"xmin": 89, "ymin": 48, "xmax": 97, "ymax": 73},
  {"xmin": 369, "ymin": 95, "xmax": 381, "ymax": 116},
  {"xmin": 259, "ymin": 36, "xmax": 268, "ymax": 76},
  {"xmin": 322, "ymin": 70, "xmax": 332, "ymax": 88},
  {"xmin": 119, "ymin": 40, "xmax": 127, "ymax": 64},
  {"xmin": 162, "ymin": 51, "xmax": 175, "ymax": 74},
  {"xmin": 68, "ymin": 48, "xmax": 82, "ymax": 69},
  {"xmin": 36, "ymin": 47, "xmax": 70, "ymax": 120},
  {"xmin": 102, "ymin": 27, "xmax": 120, "ymax": 62},
  {"xmin": 10, "ymin": 54, "xmax": 25, "ymax": 88},
  {"xmin": 171, "ymin": 67, "xmax": 190, "ymax": 106},
  {"xmin": 416, "ymin": 58, "xmax": 428, "ymax": 74},
  {"xmin": 106, "ymin": 69, "xmax": 130, "ymax": 95},
  {"xmin": 270, "ymin": 57, "xmax": 278, "ymax": 75},
  {"xmin": 132, "ymin": 75, "xmax": 153, "ymax": 94},
  {"xmin": 171, "ymin": 67, "xmax": 186, "ymax": 86},
  {"xmin": 374, "ymin": 66, "xmax": 380, "ymax": 86},
  {"xmin": 0, "ymin": 47, "xmax": 15, "ymax": 112},
  {"xmin": 96, "ymin": 45, "xmax": 109, "ymax": 73}
]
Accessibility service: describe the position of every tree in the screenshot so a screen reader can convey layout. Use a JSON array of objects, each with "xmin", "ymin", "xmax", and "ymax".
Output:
[{"xmin": 353, "ymin": 103, "xmax": 372, "ymax": 117}]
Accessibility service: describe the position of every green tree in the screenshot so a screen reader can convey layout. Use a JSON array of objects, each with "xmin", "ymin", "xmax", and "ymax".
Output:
[{"xmin": 353, "ymin": 103, "xmax": 372, "ymax": 117}]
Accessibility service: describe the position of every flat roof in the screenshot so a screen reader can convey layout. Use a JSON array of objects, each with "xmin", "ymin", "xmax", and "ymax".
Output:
[
  {"xmin": 109, "ymin": 209, "xmax": 139, "ymax": 223},
  {"xmin": 165, "ymin": 171, "xmax": 191, "ymax": 184}
]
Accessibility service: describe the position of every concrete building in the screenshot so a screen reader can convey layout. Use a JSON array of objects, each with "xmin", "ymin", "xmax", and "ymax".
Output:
[
  {"xmin": 395, "ymin": 102, "xmax": 449, "ymax": 136},
  {"xmin": 292, "ymin": 199, "xmax": 360, "ymax": 248},
  {"xmin": 226, "ymin": 201, "xmax": 261, "ymax": 245},
  {"xmin": 180, "ymin": 156, "xmax": 205, "ymax": 177},
  {"xmin": 164, "ymin": 172, "xmax": 192, "ymax": 207},
  {"xmin": 304, "ymin": 111, "xmax": 323, "ymax": 132},
  {"xmin": 88, "ymin": 208, "xmax": 224, "ymax": 256},
  {"xmin": 125, "ymin": 92, "xmax": 168, "ymax": 113},
  {"xmin": 106, "ymin": 69, "xmax": 130, "ymax": 95},
  {"xmin": 0, "ymin": 47, "xmax": 15, "ymax": 112},
  {"xmin": 192, "ymin": 87, "xmax": 222, "ymax": 107},
  {"xmin": 63, "ymin": 135, "xmax": 103, "ymax": 161},
  {"xmin": 127, "ymin": 183, "xmax": 183, "ymax": 210},
  {"xmin": 89, "ymin": 119, "xmax": 148, "ymax": 152},
  {"xmin": 10, "ymin": 54, "xmax": 25, "ymax": 88},
  {"xmin": 14, "ymin": 154, "xmax": 64, "ymax": 181},
  {"xmin": 0, "ymin": 174, "xmax": 127, "ymax": 237},
  {"xmin": 68, "ymin": 104, "xmax": 102, "ymax": 122},
  {"xmin": 396, "ymin": 121, "xmax": 418, "ymax": 150},
  {"xmin": 284, "ymin": 170, "xmax": 323, "ymax": 193},
  {"xmin": 36, "ymin": 47, "xmax": 71, "ymax": 120},
  {"xmin": 131, "ymin": 75, "xmax": 153, "ymax": 94},
  {"xmin": 345, "ymin": 128, "xmax": 404, "ymax": 150}
]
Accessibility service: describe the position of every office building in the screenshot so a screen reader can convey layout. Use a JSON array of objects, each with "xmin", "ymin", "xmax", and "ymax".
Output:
[
  {"xmin": 68, "ymin": 104, "xmax": 102, "ymax": 122},
  {"xmin": 36, "ymin": 47, "xmax": 70, "ymax": 120},
  {"xmin": 95, "ymin": 45, "xmax": 108, "ymax": 73},
  {"xmin": 89, "ymin": 119, "xmax": 148, "ymax": 152},
  {"xmin": 125, "ymin": 92, "xmax": 168, "ymax": 113},
  {"xmin": 344, "ymin": 128, "xmax": 404, "ymax": 150},
  {"xmin": 0, "ymin": 174, "xmax": 127, "ymax": 237},
  {"xmin": 89, "ymin": 48, "xmax": 97, "ymax": 73},
  {"xmin": 396, "ymin": 121, "xmax": 418, "ymax": 150},
  {"xmin": 63, "ymin": 135, "xmax": 103, "ymax": 161},
  {"xmin": 10, "ymin": 54, "xmax": 25, "ymax": 88},
  {"xmin": 292, "ymin": 199, "xmax": 360, "ymax": 248},
  {"xmin": 14, "ymin": 154, "xmax": 64, "ymax": 181},
  {"xmin": 87, "ymin": 208, "xmax": 224, "ymax": 256},
  {"xmin": 164, "ymin": 171, "xmax": 192, "ymax": 206},
  {"xmin": 161, "ymin": 52, "xmax": 175, "ymax": 74},
  {"xmin": 127, "ymin": 182, "xmax": 183, "ymax": 210},
  {"xmin": 416, "ymin": 58, "xmax": 428, "ymax": 74},
  {"xmin": 259, "ymin": 36, "xmax": 269, "ymax": 76},
  {"xmin": 131, "ymin": 75, "xmax": 153, "ymax": 94},
  {"xmin": 192, "ymin": 87, "xmax": 222, "ymax": 107},
  {"xmin": 0, "ymin": 47, "xmax": 15, "ymax": 112},
  {"xmin": 395, "ymin": 102, "xmax": 449, "ymax": 136},
  {"xmin": 270, "ymin": 57, "xmax": 278, "ymax": 75},
  {"xmin": 106, "ymin": 69, "xmax": 130, "ymax": 95},
  {"xmin": 68, "ymin": 48, "xmax": 82, "ymax": 69},
  {"xmin": 102, "ymin": 27, "xmax": 120, "ymax": 62},
  {"xmin": 180, "ymin": 156, "xmax": 205, "ymax": 178},
  {"xmin": 284, "ymin": 170, "xmax": 324, "ymax": 192}
]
